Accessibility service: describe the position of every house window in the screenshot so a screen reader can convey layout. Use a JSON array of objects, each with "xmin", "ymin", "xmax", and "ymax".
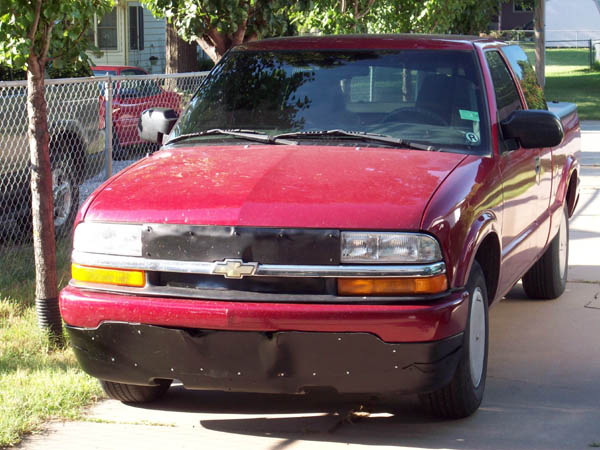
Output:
[
  {"xmin": 129, "ymin": 6, "xmax": 145, "ymax": 50},
  {"xmin": 513, "ymin": 0, "xmax": 534, "ymax": 12},
  {"xmin": 97, "ymin": 8, "xmax": 118, "ymax": 50}
]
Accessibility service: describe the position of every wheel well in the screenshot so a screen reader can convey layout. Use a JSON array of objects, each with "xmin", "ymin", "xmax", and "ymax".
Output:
[
  {"xmin": 474, "ymin": 233, "xmax": 500, "ymax": 303},
  {"xmin": 50, "ymin": 131, "xmax": 85, "ymax": 183},
  {"xmin": 566, "ymin": 170, "xmax": 578, "ymax": 217}
]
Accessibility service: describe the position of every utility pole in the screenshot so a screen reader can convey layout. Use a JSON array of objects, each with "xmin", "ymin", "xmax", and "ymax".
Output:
[{"xmin": 535, "ymin": 0, "xmax": 545, "ymax": 87}]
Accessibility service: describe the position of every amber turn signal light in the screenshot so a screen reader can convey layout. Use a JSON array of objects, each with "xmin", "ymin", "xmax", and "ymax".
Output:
[
  {"xmin": 338, "ymin": 274, "xmax": 448, "ymax": 296},
  {"xmin": 72, "ymin": 264, "xmax": 145, "ymax": 288}
]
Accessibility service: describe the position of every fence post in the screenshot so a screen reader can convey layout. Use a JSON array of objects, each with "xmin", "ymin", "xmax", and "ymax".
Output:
[
  {"xmin": 104, "ymin": 76, "xmax": 113, "ymax": 180},
  {"xmin": 590, "ymin": 39, "xmax": 594, "ymax": 68}
]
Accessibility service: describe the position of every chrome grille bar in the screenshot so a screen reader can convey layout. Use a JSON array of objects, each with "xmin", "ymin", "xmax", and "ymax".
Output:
[{"xmin": 72, "ymin": 250, "xmax": 446, "ymax": 278}]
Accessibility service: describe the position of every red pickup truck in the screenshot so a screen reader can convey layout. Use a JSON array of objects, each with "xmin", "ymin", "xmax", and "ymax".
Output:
[{"xmin": 61, "ymin": 35, "xmax": 580, "ymax": 418}]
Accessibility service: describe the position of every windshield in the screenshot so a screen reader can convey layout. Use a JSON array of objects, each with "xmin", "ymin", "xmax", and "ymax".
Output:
[
  {"xmin": 172, "ymin": 49, "xmax": 489, "ymax": 153},
  {"xmin": 93, "ymin": 70, "xmax": 117, "ymax": 76}
]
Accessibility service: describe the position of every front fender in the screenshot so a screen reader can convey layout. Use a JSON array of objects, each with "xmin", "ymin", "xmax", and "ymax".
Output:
[
  {"xmin": 421, "ymin": 155, "xmax": 503, "ymax": 294},
  {"xmin": 452, "ymin": 211, "xmax": 500, "ymax": 293}
]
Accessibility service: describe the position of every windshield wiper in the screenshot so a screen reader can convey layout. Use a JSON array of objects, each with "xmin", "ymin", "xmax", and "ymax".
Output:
[
  {"xmin": 165, "ymin": 129, "xmax": 297, "ymax": 146},
  {"xmin": 273, "ymin": 129, "xmax": 441, "ymax": 151}
]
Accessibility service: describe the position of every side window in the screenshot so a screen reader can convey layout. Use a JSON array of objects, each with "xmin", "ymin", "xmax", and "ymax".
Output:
[
  {"xmin": 502, "ymin": 45, "xmax": 547, "ymax": 110},
  {"xmin": 97, "ymin": 8, "xmax": 118, "ymax": 51},
  {"xmin": 485, "ymin": 51, "xmax": 523, "ymax": 121},
  {"xmin": 129, "ymin": 6, "xmax": 145, "ymax": 51}
]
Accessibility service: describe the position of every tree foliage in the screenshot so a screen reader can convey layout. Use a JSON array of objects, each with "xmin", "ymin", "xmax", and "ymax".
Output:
[
  {"xmin": 292, "ymin": 0, "xmax": 505, "ymax": 35},
  {"xmin": 143, "ymin": 0, "xmax": 311, "ymax": 62},
  {"xmin": 0, "ymin": 0, "xmax": 112, "ymax": 72},
  {"xmin": 144, "ymin": 0, "xmax": 505, "ymax": 65}
]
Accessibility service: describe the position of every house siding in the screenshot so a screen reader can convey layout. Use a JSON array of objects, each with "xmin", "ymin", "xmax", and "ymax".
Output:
[
  {"xmin": 127, "ymin": 8, "xmax": 167, "ymax": 74},
  {"xmin": 499, "ymin": 3, "xmax": 534, "ymax": 30},
  {"xmin": 546, "ymin": 0, "xmax": 600, "ymax": 46}
]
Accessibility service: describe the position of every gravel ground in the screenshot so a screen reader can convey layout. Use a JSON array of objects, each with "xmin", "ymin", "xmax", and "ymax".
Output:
[{"xmin": 79, "ymin": 158, "xmax": 139, "ymax": 208}]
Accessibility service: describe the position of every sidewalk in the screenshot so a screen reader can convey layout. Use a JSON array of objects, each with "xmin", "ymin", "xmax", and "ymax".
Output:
[{"xmin": 570, "ymin": 121, "xmax": 600, "ymax": 282}]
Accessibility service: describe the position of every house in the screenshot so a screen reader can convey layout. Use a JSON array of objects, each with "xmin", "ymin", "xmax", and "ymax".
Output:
[
  {"xmin": 492, "ymin": 0, "xmax": 600, "ymax": 47},
  {"xmin": 546, "ymin": 0, "xmax": 600, "ymax": 46},
  {"xmin": 88, "ymin": 1, "xmax": 167, "ymax": 73},
  {"xmin": 491, "ymin": 0, "xmax": 535, "ymax": 32}
]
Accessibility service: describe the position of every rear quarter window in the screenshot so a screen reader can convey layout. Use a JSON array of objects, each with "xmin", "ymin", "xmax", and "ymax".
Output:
[{"xmin": 501, "ymin": 45, "xmax": 548, "ymax": 110}]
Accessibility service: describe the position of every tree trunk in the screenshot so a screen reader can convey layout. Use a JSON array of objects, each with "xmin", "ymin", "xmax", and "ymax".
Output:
[
  {"xmin": 166, "ymin": 21, "xmax": 199, "ymax": 74},
  {"xmin": 196, "ymin": 36, "xmax": 226, "ymax": 63},
  {"xmin": 27, "ymin": 54, "xmax": 63, "ymax": 346},
  {"xmin": 535, "ymin": 0, "xmax": 545, "ymax": 87},
  {"xmin": 497, "ymin": 0, "xmax": 502, "ymax": 31}
]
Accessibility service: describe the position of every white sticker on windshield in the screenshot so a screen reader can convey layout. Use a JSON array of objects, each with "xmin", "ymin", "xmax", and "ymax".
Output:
[{"xmin": 466, "ymin": 132, "xmax": 480, "ymax": 145}]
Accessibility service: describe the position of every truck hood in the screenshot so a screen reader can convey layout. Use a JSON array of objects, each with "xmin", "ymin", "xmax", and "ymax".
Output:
[{"xmin": 85, "ymin": 145, "xmax": 466, "ymax": 229}]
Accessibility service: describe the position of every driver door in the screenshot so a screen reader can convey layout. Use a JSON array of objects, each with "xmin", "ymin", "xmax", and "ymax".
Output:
[{"xmin": 485, "ymin": 49, "xmax": 545, "ymax": 288}]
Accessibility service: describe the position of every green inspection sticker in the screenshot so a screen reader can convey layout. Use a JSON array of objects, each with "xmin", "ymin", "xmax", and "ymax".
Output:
[{"xmin": 459, "ymin": 109, "xmax": 480, "ymax": 122}]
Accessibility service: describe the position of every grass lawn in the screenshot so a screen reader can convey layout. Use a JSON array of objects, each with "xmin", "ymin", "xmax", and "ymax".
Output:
[
  {"xmin": 543, "ymin": 48, "xmax": 600, "ymax": 120},
  {"xmin": 0, "ymin": 240, "xmax": 103, "ymax": 447}
]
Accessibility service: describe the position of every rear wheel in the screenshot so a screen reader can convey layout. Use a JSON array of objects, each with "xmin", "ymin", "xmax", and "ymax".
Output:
[
  {"xmin": 522, "ymin": 205, "xmax": 569, "ymax": 299},
  {"xmin": 51, "ymin": 158, "xmax": 79, "ymax": 238},
  {"xmin": 419, "ymin": 260, "xmax": 489, "ymax": 419},
  {"xmin": 112, "ymin": 134, "xmax": 127, "ymax": 160},
  {"xmin": 100, "ymin": 379, "xmax": 172, "ymax": 403}
]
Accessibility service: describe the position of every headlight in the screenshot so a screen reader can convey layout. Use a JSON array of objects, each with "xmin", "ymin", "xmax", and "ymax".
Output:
[
  {"xmin": 341, "ymin": 232, "xmax": 442, "ymax": 264},
  {"xmin": 73, "ymin": 222, "xmax": 143, "ymax": 256}
]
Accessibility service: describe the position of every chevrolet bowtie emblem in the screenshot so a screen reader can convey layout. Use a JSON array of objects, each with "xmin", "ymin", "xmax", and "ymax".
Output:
[{"xmin": 212, "ymin": 259, "xmax": 258, "ymax": 279}]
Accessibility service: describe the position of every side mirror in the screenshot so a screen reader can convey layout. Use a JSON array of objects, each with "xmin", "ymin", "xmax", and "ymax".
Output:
[
  {"xmin": 501, "ymin": 110, "xmax": 564, "ymax": 149},
  {"xmin": 138, "ymin": 108, "xmax": 178, "ymax": 144}
]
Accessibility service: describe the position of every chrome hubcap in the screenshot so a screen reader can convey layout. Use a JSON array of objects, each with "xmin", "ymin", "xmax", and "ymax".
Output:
[
  {"xmin": 469, "ymin": 287, "xmax": 486, "ymax": 388},
  {"xmin": 559, "ymin": 210, "xmax": 568, "ymax": 278},
  {"xmin": 52, "ymin": 166, "xmax": 72, "ymax": 228}
]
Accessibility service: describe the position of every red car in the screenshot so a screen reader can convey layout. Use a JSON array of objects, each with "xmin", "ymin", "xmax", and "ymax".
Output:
[
  {"xmin": 92, "ymin": 65, "xmax": 180, "ymax": 158},
  {"xmin": 63, "ymin": 36, "xmax": 580, "ymax": 418}
]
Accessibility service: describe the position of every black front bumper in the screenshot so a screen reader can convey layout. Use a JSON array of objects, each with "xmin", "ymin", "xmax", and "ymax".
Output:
[{"xmin": 67, "ymin": 323, "xmax": 463, "ymax": 395}]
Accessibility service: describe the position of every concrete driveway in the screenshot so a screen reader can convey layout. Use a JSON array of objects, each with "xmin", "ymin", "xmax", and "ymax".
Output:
[{"xmin": 19, "ymin": 124, "xmax": 600, "ymax": 450}]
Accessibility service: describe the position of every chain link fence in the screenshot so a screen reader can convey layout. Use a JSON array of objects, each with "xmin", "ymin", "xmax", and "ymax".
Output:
[
  {"xmin": 496, "ymin": 29, "xmax": 600, "ymax": 69},
  {"xmin": 0, "ymin": 71, "xmax": 208, "ymax": 281}
]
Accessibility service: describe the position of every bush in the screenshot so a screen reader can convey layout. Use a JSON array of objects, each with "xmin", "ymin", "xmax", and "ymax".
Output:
[
  {"xmin": 0, "ymin": 66, "xmax": 26, "ymax": 81},
  {"xmin": 0, "ymin": 60, "xmax": 92, "ymax": 81},
  {"xmin": 47, "ymin": 60, "xmax": 92, "ymax": 79}
]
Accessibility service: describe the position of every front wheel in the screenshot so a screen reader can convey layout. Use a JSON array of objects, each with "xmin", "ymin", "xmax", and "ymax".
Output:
[
  {"xmin": 419, "ymin": 260, "xmax": 489, "ymax": 419},
  {"xmin": 100, "ymin": 379, "xmax": 172, "ymax": 403},
  {"xmin": 522, "ymin": 205, "xmax": 569, "ymax": 299}
]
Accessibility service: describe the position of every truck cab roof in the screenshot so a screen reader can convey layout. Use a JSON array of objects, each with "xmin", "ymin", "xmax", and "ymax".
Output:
[{"xmin": 237, "ymin": 34, "xmax": 503, "ymax": 52}]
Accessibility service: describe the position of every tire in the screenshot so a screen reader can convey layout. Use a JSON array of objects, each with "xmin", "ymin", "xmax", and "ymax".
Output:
[
  {"xmin": 100, "ymin": 379, "xmax": 172, "ymax": 403},
  {"xmin": 51, "ymin": 157, "xmax": 79, "ymax": 239},
  {"xmin": 419, "ymin": 260, "xmax": 489, "ymax": 419},
  {"xmin": 112, "ymin": 134, "xmax": 127, "ymax": 160},
  {"xmin": 522, "ymin": 205, "xmax": 569, "ymax": 300}
]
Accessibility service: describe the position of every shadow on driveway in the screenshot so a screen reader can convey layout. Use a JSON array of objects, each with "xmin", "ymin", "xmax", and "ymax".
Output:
[{"xmin": 118, "ymin": 282, "xmax": 600, "ymax": 450}]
